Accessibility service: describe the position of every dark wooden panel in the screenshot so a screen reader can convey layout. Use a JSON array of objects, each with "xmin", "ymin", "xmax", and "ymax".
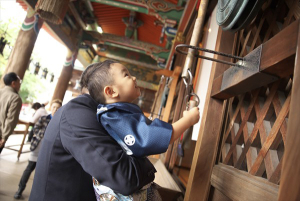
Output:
[
  {"xmin": 211, "ymin": 164, "xmax": 278, "ymax": 201},
  {"xmin": 212, "ymin": 20, "xmax": 299, "ymax": 100}
]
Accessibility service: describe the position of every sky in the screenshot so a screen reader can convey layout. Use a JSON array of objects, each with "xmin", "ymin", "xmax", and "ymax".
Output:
[{"xmin": 0, "ymin": 0, "xmax": 83, "ymax": 78}]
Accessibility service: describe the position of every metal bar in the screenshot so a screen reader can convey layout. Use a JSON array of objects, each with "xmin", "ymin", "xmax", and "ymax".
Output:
[
  {"xmin": 176, "ymin": 44, "xmax": 244, "ymax": 60},
  {"xmin": 181, "ymin": 0, "xmax": 209, "ymax": 79}
]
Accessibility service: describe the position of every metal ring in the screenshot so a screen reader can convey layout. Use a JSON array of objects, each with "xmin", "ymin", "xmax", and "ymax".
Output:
[
  {"xmin": 183, "ymin": 69, "xmax": 193, "ymax": 87},
  {"xmin": 184, "ymin": 93, "xmax": 200, "ymax": 107},
  {"xmin": 187, "ymin": 69, "xmax": 193, "ymax": 85},
  {"xmin": 183, "ymin": 77, "xmax": 188, "ymax": 87}
]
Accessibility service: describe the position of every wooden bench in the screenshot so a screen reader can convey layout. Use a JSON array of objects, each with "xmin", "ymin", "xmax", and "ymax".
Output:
[
  {"xmin": 149, "ymin": 157, "xmax": 183, "ymax": 200},
  {"xmin": 4, "ymin": 120, "xmax": 34, "ymax": 159}
]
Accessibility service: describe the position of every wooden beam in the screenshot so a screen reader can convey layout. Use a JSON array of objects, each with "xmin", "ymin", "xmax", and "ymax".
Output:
[
  {"xmin": 155, "ymin": 69, "xmax": 174, "ymax": 77},
  {"xmin": 69, "ymin": 2, "xmax": 86, "ymax": 30},
  {"xmin": 211, "ymin": 164, "xmax": 278, "ymax": 201},
  {"xmin": 164, "ymin": 80, "xmax": 186, "ymax": 168},
  {"xmin": 162, "ymin": 66, "xmax": 182, "ymax": 122},
  {"xmin": 44, "ymin": 23, "xmax": 77, "ymax": 51},
  {"xmin": 24, "ymin": 0, "xmax": 77, "ymax": 51},
  {"xmin": 211, "ymin": 20, "xmax": 300, "ymax": 100},
  {"xmin": 260, "ymin": 20, "xmax": 298, "ymax": 78},
  {"xmin": 184, "ymin": 27, "xmax": 234, "ymax": 201},
  {"xmin": 210, "ymin": 188, "xmax": 231, "ymax": 201},
  {"xmin": 165, "ymin": 0, "xmax": 198, "ymax": 69},
  {"xmin": 278, "ymin": 19, "xmax": 300, "ymax": 201}
]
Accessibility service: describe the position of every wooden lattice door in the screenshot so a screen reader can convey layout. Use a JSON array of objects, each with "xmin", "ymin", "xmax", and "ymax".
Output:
[{"xmin": 185, "ymin": 0, "xmax": 300, "ymax": 200}]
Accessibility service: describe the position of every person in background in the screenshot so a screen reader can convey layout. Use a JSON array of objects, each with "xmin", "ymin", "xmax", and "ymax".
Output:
[
  {"xmin": 0, "ymin": 72, "xmax": 22, "ymax": 154},
  {"xmin": 14, "ymin": 99, "xmax": 62, "ymax": 199},
  {"xmin": 27, "ymin": 102, "xmax": 48, "ymax": 142},
  {"xmin": 29, "ymin": 64, "xmax": 156, "ymax": 201}
]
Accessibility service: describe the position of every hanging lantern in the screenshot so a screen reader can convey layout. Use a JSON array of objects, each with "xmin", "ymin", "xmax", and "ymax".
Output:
[
  {"xmin": 36, "ymin": 0, "xmax": 70, "ymax": 24},
  {"xmin": 34, "ymin": 62, "xmax": 41, "ymax": 75},
  {"xmin": 41, "ymin": 68, "xmax": 48, "ymax": 79},
  {"xmin": 73, "ymin": 79, "xmax": 81, "ymax": 91},
  {"xmin": 0, "ymin": 36, "xmax": 7, "ymax": 55},
  {"xmin": 50, "ymin": 73, "xmax": 55, "ymax": 82}
]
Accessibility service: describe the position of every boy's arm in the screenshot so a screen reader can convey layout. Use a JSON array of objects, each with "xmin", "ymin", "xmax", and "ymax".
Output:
[{"xmin": 170, "ymin": 107, "xmax": 200, "ymax": 144}]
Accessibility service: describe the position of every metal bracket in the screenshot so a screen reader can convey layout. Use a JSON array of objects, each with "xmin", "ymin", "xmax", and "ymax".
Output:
[
  {"xmin": 220, "ymin": 45, "xmax": 277, "ymax": 92},
  {"xmin": 176, "ymin": 44, "xmax": 278, "ymax": 98},
  {"xmin": 221, "ymin": 45, "xmax": 263, "ymax": 90},
  {"xmin": 175, "ymin": 44, "xmax": 254, "ymax": 71}
]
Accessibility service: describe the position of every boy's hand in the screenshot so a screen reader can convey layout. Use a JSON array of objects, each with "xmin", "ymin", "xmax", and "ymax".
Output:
[{"xmin": 183, "ymin": 107, "xmax": 200, "ymax": 126}]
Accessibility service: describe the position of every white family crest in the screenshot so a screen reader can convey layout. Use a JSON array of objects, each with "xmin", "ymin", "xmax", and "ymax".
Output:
[{"xmin": 124, "ymin": 135, "xmax": 135, "ymax": 146}]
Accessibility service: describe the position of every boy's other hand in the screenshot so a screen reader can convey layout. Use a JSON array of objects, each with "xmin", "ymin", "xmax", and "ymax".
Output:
[{"xmin": 183, "ymin": 107, "xmax": 200, "ymax": 126}]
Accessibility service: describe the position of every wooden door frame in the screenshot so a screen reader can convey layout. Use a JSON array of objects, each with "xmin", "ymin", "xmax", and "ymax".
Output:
[
  {"xmin": 184, "ymin": 27, "xmax": 235, "ymax": 201},
  {"xmin": 185, "ymin": 20, "xmax": 300, "ymax": 201},
  {"xmin": 278, "ymin": 20, "xmax": 300, "ymax": 201}
]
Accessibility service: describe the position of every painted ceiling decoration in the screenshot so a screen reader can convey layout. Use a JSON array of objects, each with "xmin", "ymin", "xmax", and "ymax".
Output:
[
  {"xmin": 90, "ymin": 0, "xmax": 184, "ymax": 23},
  {"xmin": 96, "ymin": 46, "xmax": 158, "ymax": 69},
  {"xmin": 122, "ymin": 11, "xmax": 143, "ymax": 40},
  {"xmin": 17, "ymin": 0, "xmax": 189, "ymax": 88},
  {"xmin": 83, "ymin": 31, "xmax": 169, "ymax": 68},
  {"xmin": 78, "ymin": 0, "xmax": 185, "ymax": 68}
]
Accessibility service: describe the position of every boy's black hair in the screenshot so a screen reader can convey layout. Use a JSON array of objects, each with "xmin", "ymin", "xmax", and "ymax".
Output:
[
  {"xmin": 3, "ymin": 72, "xmax": 19, "ymax": 86},
  {"xmin": 80, "ymin": 60, "xmax": 119, "ymax": 104}
]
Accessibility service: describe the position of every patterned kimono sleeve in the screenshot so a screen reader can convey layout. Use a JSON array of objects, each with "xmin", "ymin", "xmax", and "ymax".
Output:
[{"xmin": 101, "ymin": 111, "xmax": 173, "ymax": 157}]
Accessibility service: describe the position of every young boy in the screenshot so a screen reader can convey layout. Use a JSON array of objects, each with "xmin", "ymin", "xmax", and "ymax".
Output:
[{"xmin": 81, "ymin": 60, "xmax": 200, "ymax": 200}]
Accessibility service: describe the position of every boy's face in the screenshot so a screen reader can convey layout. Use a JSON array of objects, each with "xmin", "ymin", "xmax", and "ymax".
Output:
[{"xmin": 110, "ymin": 63, "xmax": 141, "ymax": 103}]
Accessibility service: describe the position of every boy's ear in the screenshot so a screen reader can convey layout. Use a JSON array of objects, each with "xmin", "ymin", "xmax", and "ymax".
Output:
[{"xmin": 104, "ymin": 86, "xmax": 118, "ymax": 98}]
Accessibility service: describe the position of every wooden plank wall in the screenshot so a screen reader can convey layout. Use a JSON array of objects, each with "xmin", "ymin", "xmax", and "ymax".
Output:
[
  {"xmin": 217, "ymin": 0, "xmax": 298, "ymax": 185},
  {"xmin": 184, "ymin": 28, "xmax": 235, "ymax": 201},
  {"xmin": 185, "ymin": 0, "xmax": 300, "ymax": 200}
]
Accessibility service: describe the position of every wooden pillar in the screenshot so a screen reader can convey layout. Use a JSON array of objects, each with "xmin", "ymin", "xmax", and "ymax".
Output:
[
  {"xmin": 278, "ymin": 22, "xmax": 300, "ymax": 201},
  {"xmin": 52, "ymin": 49, "xmax": 78, "ymax": 101},
  {"xmin": 162, "ymin": 66, "xmax": 182, "ymax": 123},
  {"xmin": 184, "ymin": 28, "xmax": 235, "ymax": 201},
  {"xmin": 1, "ymin": 7, "xmax": 43, "ymax": 86}
]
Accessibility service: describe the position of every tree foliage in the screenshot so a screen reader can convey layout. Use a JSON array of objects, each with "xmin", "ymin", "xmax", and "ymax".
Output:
[
  {"xmin": 19, "ymin": 71, "xmax": 47, "ymax": 103},
  {"xmin": 0, "ymin": 4, "xmax": 48, "ymax": 103}
]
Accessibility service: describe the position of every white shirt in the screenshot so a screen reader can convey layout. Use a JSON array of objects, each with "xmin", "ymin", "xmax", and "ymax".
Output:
[{"xmin": 30, "ymin": 107, "xmax": 48, "ymax": 123}]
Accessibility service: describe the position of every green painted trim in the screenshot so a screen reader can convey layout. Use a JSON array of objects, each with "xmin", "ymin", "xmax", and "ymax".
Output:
[
  {"xmin": 104, "ymin": 46, "xmax": 157, "ymax": 65},
  {"xmin": 104, "ymin": 42, "xmax": 146, "ymax": 54},
  {"xmin": 177, "ymin": 0, "xmax": 184, "ymax": 6},
  {"xmin": 104, "ymin": 42, "xmax": 169, "ymax": 68},
  {"xmin": 137, "ymin": 80, "xmax": 158, "ymax": 91},
  {"xmin": 22, "ymin": 23, "xmax": 34, "ymax": 31},
  {"xmin": 157, "ymin": 10, "xmax": 183, "ymax": 22},
  {"xmin": 153, "ymin": 52, "xmax": 170, "ymax": 60},
  {"xmin": 90, "ymin": 0, "xmax": 148, "ymax": 14}
]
